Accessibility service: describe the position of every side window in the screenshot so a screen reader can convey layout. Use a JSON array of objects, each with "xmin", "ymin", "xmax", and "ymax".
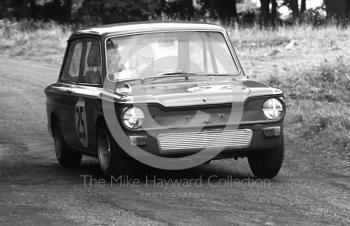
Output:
[
  {"xmin": 61, "ymin": 40, "xmax": 83, "ymax": 82},
  {"xmin": 80, "ymin": 39, "xmax": 102, "ymax": 84}
]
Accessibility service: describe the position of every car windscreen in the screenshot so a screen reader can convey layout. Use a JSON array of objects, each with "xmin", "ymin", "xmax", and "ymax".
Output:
[{"xmin": 105, "ymin": 31, "xmax": 239, "ymax": 81}]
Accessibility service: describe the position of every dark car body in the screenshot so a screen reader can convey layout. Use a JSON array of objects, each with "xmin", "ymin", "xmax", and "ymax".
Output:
[{"xmin": 45, "ymin": 22, "xmax": 285, "ymax": 177}]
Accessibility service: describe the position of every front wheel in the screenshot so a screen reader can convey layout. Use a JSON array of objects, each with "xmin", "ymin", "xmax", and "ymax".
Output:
[
  {"xmin": 248, "ymin": 137, "xmax": 284, "ymax": 179},
  {"xmin": 97, "ymin": 123, "xmax": 135, "ymax": 176},
  {"xmin": 53, "ymin": 123, "xmax": 82, "ymax": 168}
]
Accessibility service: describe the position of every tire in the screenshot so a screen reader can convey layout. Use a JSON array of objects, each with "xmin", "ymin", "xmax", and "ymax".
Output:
[
  {"xmin": 53, "ymin": 122, "xmax": 82, "ymax": 168},
  {"xmin": 203, "ymin": 160, "xmax": 211, "ymax": 165},
  {"xmin": 248, "ymin": 137, "xmax": 284, "ymax": 179},
  {"xmin": 97, "ymin": 123, "xmax": 134, "ymax": 176}
]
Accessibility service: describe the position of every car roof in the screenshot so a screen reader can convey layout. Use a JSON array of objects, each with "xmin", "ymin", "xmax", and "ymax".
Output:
[{"xmin": 70, "ymin": 21, "xmax": 225, "ymax": 39}]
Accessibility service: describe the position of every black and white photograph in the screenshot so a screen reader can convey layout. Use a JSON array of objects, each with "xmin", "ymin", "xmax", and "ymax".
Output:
[{"xmin": 0, "ymin": 0, "xmax": 349, "ymax": 225}]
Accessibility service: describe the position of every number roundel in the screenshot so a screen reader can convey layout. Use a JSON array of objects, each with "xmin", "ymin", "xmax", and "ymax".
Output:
[{"xmin": 75, "ymin": 99, "xmax": 88, "ymax": 148}]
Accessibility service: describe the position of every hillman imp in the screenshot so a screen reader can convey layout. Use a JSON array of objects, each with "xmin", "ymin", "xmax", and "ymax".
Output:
[{"xmin": 45, "ymin": 22, "xmax": 286, "ymax": 179}]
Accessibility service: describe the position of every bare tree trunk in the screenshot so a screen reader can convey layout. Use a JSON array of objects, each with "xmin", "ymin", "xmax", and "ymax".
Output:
[
  {"xmin": 271, "ymin": 0, "xmax": 277, "ymax": 27},
  {"xmin": 260, "ymin": 0, "xmax": 270, "ymax": 28},
  {"xmin": 300, "ymin": 0, "xmax": 306, "ymax": 14},
  {"xmin": 290, "ymin": 0, "xmax": 299, "ymax": 20},
  {"xmin": 260, "ymin": 0, "xmax": 277, "ymax": 28}
]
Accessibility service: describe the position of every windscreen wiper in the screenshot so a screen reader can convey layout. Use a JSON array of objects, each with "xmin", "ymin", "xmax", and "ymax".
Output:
[
  {"xmin": 141, "ymin": 71, "xmax": 199, "ymax": 82},
  {"xmin": 200, "ymin": 73, "xmax": 237, "ymax": 77},
  {"xmin": 140, "ymin": 72, "xmax": 237, "ymax": 83}
]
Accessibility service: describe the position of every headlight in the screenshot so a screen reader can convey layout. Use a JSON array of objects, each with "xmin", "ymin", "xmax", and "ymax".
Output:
[
  {"xmin": 122, "ymin": 107, "xmax": 145, "ymax": 129},
  {"xmin": 263, "ymin": 98, "xmax": 283, "ymax": 120}
]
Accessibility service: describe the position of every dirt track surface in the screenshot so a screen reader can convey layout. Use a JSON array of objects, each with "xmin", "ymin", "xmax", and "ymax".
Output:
[{"xmin": 0, "ymin": 57, "xmax": 349, "ymax": 225}]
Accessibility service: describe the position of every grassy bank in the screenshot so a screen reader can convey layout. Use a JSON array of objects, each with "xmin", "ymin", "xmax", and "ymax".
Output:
[
  {"xmin": 0, "ymin": 20, "xmax": 349, "ymax": 169},
  {"xmin": 0, "ymin": 20, "xmax": 70, "ymax": 64}
]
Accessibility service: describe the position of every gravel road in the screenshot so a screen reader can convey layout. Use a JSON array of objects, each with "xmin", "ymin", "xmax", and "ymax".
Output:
[{"xmin": 0, "ymin": 57, "xmax": 349, "ymax": 225}]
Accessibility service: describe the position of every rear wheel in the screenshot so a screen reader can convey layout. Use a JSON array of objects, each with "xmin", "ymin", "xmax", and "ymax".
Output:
[
  {"xmin": 248, "ymin": 137, "xmax": 284, "ymax": 179},
  {"xmin": 97, "ymin": 123, "xmax": 135, "ymax": 176},
  {"xmin": 53, "ymin": 123, "xmax": 82, "ymax": 168}
]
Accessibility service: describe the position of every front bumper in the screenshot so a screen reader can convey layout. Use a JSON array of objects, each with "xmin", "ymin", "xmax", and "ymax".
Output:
[
  {"xmin": 157, "ymin": 129, "xmax": 253, "ymax": 155},
  {"xmin": 119, "ymin": 122, "xmax": 283, "ymax": 160}
]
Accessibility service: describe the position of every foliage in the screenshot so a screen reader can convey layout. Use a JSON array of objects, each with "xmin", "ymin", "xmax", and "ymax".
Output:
[
  {"xmin": 75, "ymin": 0, "xmax": 160, "ymax": 25},
  {"xmin": 199, "ymin": 0, "xmax": 238, "ymax": 22},
  {"xmin": 0, "ymin": 0, "xmax": 348, "ymax": 27}
]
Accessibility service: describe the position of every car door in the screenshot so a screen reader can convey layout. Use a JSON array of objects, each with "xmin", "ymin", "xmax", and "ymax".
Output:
[
  {"xmin": 57, "ymin": 38, "xmax": 85, "ymax": 147},
  {"xmin": 72, "ymin": 37, "xmax": 104, "ymax": 152}
]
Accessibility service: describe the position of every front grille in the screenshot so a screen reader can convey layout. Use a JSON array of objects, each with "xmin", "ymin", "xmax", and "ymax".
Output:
[{"xmin": 157, "ymin": 129, "xmax": 253, "ymax": 154}]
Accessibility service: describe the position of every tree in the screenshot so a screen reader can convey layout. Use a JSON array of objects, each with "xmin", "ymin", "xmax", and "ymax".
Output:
[
  {"xmin": 76, "ymin": 0, "xmax": 160, "ymax": 25},
  {"xmin": 283, "ymin": 0, "xmax": 299, "ymax": 20},
  {"xmin": 200, "ymin": 0, "xmax": 238, "ymax": 23},
  {"xmin": 0, "ymin": 0, "xmax": 74, "ymax": 23},
  {"xmin": 300, "ymin": 0, "xmax": 306, "ymax": 14},
  {"xmin": 1, "ymin": 0, "xmax": 29, "ymax": 19},
  {"xmin": 161, "ymin": 0, "xmax": 196, "ymax": 20},
  {"xmin": 324, "ymin": 0, "xmax": 350, "ymax": 26},
  {"xmin": 283, "ymin": 0, "xmax": 308, "ymax": 23},
  {"xmin": 29, "ymin": 0, "xmax": 37, "ymax": 19},
  {"xmin": 260, "ymin": 0, "xmax": 278, "ymax": 27}
]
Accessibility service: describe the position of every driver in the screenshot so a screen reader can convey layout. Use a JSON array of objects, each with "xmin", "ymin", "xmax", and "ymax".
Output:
[
  {"xmin": 107, "ymin": 39, "xmax": 155, "ymax": 80},
  {"xmin": 106, "ymin": 39, "xmax": 124, "ymax": 80},
  {"xmin": 132, "ymin": 44, "xmax": 155, "ymax": 75}
]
